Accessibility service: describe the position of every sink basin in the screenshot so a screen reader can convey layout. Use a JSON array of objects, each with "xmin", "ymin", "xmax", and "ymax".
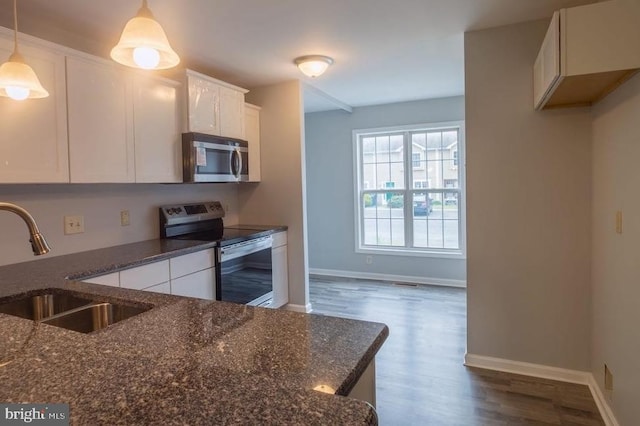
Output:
[
  {"xmin": 0, "ymin": 291, "xmax": 94, "ymax": 321},
  {"xmin": 0, "ymin": 289, "xmax": 152, "ymax": 334},
  {"xmin": 42, "ymin": 303, "xmax": 149, "ymax": 334}
]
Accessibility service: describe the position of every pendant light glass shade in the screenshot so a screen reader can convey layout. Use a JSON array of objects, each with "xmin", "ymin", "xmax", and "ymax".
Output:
[
  {"xmin": 111, "ymin": 0, "xmax": 180, "ymax": 70},
  {"xmin": 295, "ymin": 55, "xmax": 334, "ymax": 78},
  {"xmin": 0, "ymin": 0, "xmax": 49, "ymax": 100}
]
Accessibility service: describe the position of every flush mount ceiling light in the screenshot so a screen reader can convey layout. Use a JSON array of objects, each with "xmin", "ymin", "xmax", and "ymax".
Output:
[
  {"xmin": 110, "ymin": 0, "xmax": 180, "ymax": 70},
  {"xmin": 0, "ymin": 0, "xmax": 49, "ymax": 101},
  {"xmin": 294, "ymin": 55, "xmax": 334, "ymax": 78}
]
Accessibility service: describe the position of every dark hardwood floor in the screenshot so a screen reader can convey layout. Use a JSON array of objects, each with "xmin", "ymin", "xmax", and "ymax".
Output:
[{"xmin": 309, "ymin": 276, "xmax": 604, "ymax": 426}]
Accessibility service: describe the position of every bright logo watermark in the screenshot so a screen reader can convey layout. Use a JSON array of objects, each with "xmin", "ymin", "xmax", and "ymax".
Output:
[{"xmin": 1, "ymin": 404, "xmax": 68, "ymax": 425}]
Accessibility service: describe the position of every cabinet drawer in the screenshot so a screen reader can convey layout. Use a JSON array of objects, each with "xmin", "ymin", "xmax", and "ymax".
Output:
[
  {"xmin": 120, "ymin": 260, "xmax": 170, "ymax": 290},
  {"xmin": 142, "ymin": 281, "xmax": 171, "ymax": 295},
  {"xmin": 170, "ymin": 249, "xmax": 215, "ymax": 279},
  {"xmin": 272, "ymin": 231, "xmax": 287, "ymax": 248},
  {"xmin": 171, "ymin": 268, "xmax": 216, "ymax": 300},
  {"xmin": 83, "ymin": 272, "xmax": 120, "ymax": 287}
]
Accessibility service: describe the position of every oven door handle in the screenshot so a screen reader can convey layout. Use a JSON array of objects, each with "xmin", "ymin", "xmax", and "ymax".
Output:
[{"xmin": 220, "ymin": 236, "xmax": 272, "ymax": 262}]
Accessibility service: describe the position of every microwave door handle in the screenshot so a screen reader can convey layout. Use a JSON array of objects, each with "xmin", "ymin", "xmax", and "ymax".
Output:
[
  {"xmin": 229, "ymin": 149, "xmax": 237, "ymax": 178},
  {"xmin": 236, "ymin": 148, "xmax": 243, "ymax": 179},
  {"xmin": 230, "ymin": 148, "xmax": 241, "ymax": 180}
]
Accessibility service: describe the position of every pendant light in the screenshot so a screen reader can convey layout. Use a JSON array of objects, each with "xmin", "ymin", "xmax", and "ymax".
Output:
[
  {"xmin": 0, "ymin": 0, "xmax": 49, "ymax": 100},
  {"xmin": 110, "ymin": 0, "xmax": 180, "ymax": 70},
  {"xmin": 294, "ymin": 55, "xmax": 334, "ymax": 78}
]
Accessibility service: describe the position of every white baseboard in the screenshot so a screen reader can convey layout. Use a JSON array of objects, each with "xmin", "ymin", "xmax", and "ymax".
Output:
[
  {"xmin": 283, "ymin": 303, "xmax": 313, "ymax": 313},
  {"xmin": 309, "ymin": 268, "xmax": 466, "ymax": 288},
  {"xmin": 464, "ymin": 353, "xmax": 619, "ymax": 426},
  {"xmin": 586, "ymin": 373, "xmax": 620, "ymax": 426}
]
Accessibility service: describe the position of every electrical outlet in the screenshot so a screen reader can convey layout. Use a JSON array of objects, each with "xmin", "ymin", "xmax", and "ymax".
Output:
[
  {"xmin": 366, "ymin": 256, "xmax": 373, "ymax": 265},
  {"xmin": 64, "ymin": 215, "xmax": 84, "ymax": 235},
  {"xmin": 605, "ymin": 364, "xmax": 613, "ymax": 391},
  {"xmin": 120, "ymin": 210, "xmax": 130, "ymax": 226}
]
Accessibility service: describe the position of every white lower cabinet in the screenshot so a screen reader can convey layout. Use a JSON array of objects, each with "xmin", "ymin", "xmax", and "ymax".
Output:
[
  {"xmin": 83, "ymin": 272, "xmax": 120, "ymax": 287},
  {"xmin": 142, "ymin": 281, "xmax": 171, "ymax": 295},
  {"xmin": 171, "ymin": 268, "xmax": 216, "ymax": 300},
  {"xmin": 348, "ymin": 359, "xmax": 377, "ymax": 408},
  {"xmin": 271, "ymin": 231, "xmax": 289, "ymax": 308},
  {"xmin": 120, "ymin": 260, "xmax": 170, "ymax": 290}
]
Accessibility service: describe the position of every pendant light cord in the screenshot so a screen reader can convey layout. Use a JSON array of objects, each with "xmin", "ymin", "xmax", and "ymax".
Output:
[{"xmin": 13, "ymin": 0, "xmax": 18, "ymax": 53}]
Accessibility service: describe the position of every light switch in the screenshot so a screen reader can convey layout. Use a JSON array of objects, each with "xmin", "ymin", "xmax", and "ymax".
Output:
[{"xmin": 615, "ymin": 211, "xmax": 622, "ymax": 234}]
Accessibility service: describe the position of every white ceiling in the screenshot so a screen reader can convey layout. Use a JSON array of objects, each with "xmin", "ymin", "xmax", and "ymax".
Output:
[{"xmin": 0, "ymin": 0, "xmax": 597, "ymax": 112}]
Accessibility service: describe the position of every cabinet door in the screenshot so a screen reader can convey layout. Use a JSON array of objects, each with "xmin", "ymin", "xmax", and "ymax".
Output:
[
  {"xmin": 271, "ymin": 244, "xmax": 288, "ymax": 308},
  {"xmin": 533, "ymin": 11, "xmax": 561, "ymax": 109},
  {"xmin": 171, "ymin": 268, "xmax": 216, "ymax": 300},
  {"xmin": 170, "ymin": 249, "xmax": 215, "ymax": 280},
  {"xmin": 83, "ymin": 272, "xmax": 120, "ymax": 287},
  {"xmin": 244, "ymin": 103, "xmax": 261, "ymax": 182},
  {"xmin": 219, "ymin": 86, "xmax": 245, "ymax": 139},
  {"xmin": 133, "ymin": 76, "xmax": 182, "ymax": 183},
  {"xmin": 120, "ymin": 260, "xmax": 170, "ymax": 290},
  {"xmin": 142, "ymin": 281, "xmax": 171, "ymax": 295},
  {"xmin": 0, "ymin": 36, "xmax": 68, "ymax": 183},
  {"xmin": 186, "ymin": 73, "xmax": 220, "ymax": 135},
  {"xmin": 67, "ymin": 56, "xmax": 135, "ymax": 182}
]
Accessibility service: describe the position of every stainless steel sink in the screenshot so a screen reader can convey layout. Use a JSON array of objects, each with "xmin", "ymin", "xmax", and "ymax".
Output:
[
  {"xmin": 0, "ymin": 290, "xmax": 152, "ymax": 333},
  {"xmin": 0, "ymin": 292, "xmax": 94, "ymax": 321},
  {"xmin": 42, "ymin": 303, "xmax": 149, "ymax": 334}
]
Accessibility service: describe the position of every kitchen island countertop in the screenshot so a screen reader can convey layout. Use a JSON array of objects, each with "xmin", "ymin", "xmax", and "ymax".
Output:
[{"xmin": 0, "ymin": 238, "xmax": 388, "ymax": 425}]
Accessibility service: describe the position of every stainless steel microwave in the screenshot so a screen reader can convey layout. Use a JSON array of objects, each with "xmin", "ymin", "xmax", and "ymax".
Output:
[{"xmin": 182, "ymin": 132, "xmax": 249, "ymax": 183}]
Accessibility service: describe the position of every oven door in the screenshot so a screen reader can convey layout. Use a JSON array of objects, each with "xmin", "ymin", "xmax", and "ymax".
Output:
[
  {"xmin": 183, "ymin": 137, "xmax": 249, "ymax": 183},
  {"xmin": 218, "ymin": 236, "xmax": 273, "ymax": 307}
]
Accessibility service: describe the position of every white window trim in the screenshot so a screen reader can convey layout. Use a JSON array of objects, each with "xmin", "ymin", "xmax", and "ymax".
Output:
[{"xmin": 352, "ymin": 120, "xmax": 466, "ymax": 260}]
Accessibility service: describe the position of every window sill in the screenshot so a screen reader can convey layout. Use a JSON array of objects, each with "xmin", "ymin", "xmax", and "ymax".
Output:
[{"xmin": 356, "ymin": 246, "xmax": 466, "ymax": 260}]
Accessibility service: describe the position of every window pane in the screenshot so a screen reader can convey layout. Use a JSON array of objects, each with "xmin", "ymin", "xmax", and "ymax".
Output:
[
  {"xmin": 376, "ymin": 164, "xmax": 390, "ymax": 188},
  {"xmin": 443, "ymin": 220, "xmax": 459, "ymax": 249},
  {"xmin": 424, "ymin": 160, "xmax": 438, "ymax": 189},
  {"xmin": 362, "ymin": 192, "xmax": 404, "ymax": 247},
  {"xmin": 391, "ymin": 219, "xmax": 405, "ymax": 246},
  {"xmin": 390, "ymin": 162, "xmax": 405, "ymax": 189},
  {"xmin": 375, "ymin": 136, "xmax": 390, "ymax": 163},
  {"xmin": 363, "ymin": 164, "xmax": 375, "ymax": 189},
  {"xmin": 426, "ymin": 131, "xmax": 442, "ymax": 151},
  {"xmin": 444, "ymin": 192, "xmax": 459, "ymax": 213},
  {"xmin": 362, "ymin": 137, "xmax": 375, "ymax": 163}
]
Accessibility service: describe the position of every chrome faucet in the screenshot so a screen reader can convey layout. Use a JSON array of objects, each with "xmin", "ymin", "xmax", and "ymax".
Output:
[{"xmin": 0, "ymin": 202, "xmax": 50, "ymax": 255}]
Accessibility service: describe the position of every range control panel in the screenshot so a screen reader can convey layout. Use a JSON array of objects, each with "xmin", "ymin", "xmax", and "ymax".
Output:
[{"xmin": 160, "ymin": 201, "xmax": 225, "ymax": 225}]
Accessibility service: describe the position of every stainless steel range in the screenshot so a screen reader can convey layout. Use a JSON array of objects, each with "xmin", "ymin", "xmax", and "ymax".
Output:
[{"xmin": 159, "ymin": 201, "xmax": 274, "ymax": 307}]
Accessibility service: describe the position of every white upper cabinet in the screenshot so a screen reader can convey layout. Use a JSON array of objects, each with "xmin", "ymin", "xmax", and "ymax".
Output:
[
  {"xmin": 244, "ymin": 103, "xmax": 261, "ymax": 182},
  {"xmin": 133, "ymin": 75, "xmax": 182, "ymax": 183},
  {"xmin": 66, "ymin": 55, "xmax": 135, "ymax": 182},
  {"xmin": 186, "ymin": 70, "xmax": 220, "ymax": 135},
  {"xmin": 184, "ymin": 69, "xmax": 248, "ymax": 139},
  {"xmin": 534, "ymin": 1, "xmax": 640, "ymax": 110},
  {"xmin": 0, "ymin": 31, "xmax": 68, "ymax": 183},
  {"xmin": 219, "ymin": 85, "xmax": 245, "ymax": 139}
]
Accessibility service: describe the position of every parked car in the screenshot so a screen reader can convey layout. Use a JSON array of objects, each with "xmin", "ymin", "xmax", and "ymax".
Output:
[{"xmin": 413, "ymin": 197, "xmax": 433, "ymax": 216}]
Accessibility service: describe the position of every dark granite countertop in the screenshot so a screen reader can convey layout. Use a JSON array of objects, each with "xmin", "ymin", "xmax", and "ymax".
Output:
[{"xmin": 0, "ymin": 237, "xmax": 388, "ymax": 425}]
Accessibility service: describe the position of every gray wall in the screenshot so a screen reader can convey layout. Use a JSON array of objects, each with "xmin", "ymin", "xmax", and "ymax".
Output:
[
  {"xmin": 591, "ymin": 72, "xmax": 640, "ymax": 425},
  {"xmin": 0, "ymin": 184, "xmax": 239, "ymax": 266},
  {"xmin": 304, "ymin": 97, "xmax": 466, "ymax": 283},
  {"xmin": 465, "ymin": 20, "xmax": 592, "ymax": 370}
]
